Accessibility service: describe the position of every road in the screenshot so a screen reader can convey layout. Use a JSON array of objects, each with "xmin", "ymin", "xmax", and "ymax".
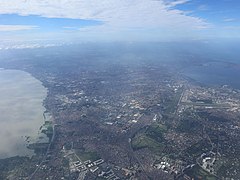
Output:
[{"xmin": 29, "ymin": 124, "xmax": 56, "ymax": 179}]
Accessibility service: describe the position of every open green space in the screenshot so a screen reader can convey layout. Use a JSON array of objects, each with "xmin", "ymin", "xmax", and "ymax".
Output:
[
  {"xmin": 163, "ymin": 88, "xmax": 183, "ymax": 114},
  {"xmin": 132, "ymin": 123, "xmax": 167, "ymax": 153},
  {"xmin": 145, "ymin": 123, "xmax": 167, "ymax": 142},
  {"xmin": 75, "ymin": 150, "xmax": 100, "ymax": 162},
  {"xmin": 132, "ymin": 134, "xmax": 165, "ymax": 152},
  {"xmin": 41, "ymin": 121, "xmax": 53, "ymax": 137},
  {"xmin": 185, "ymin": 165, "xmax": 217, "ymax": 180}
]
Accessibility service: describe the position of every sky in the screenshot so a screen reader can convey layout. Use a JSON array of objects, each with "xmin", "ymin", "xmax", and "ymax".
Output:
[{"xmin": 0, "ymin": 0, "xmax": 239, "ymax": 44}]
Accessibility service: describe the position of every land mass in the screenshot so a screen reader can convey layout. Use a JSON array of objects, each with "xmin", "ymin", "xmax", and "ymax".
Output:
[{"xmin": 0, "ymin": 43, "xmax": 240, "ymax": 180}]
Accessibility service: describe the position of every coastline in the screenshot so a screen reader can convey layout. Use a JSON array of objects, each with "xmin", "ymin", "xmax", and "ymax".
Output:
[{"xmin": 0, "ymin": 69, "xmax": 51, "ymax": 159}]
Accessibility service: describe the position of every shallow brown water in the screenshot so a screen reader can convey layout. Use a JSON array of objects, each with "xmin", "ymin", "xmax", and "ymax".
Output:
[{"xmin": 0, "ymin": 69, "xmax": 47, "ymax": 158}]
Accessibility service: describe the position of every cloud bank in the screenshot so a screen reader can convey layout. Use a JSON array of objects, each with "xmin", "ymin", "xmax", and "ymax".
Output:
[
  {"xmin": 0, "ymin": 25, "xmax": 37, "ymax": 31},
  {"xmin": 0, "ymin": 0, "xmax": 207, "ymax": 29},
  {"xmin": 0, "ymin": 0, "xmax": 210, "ymax": 41}
]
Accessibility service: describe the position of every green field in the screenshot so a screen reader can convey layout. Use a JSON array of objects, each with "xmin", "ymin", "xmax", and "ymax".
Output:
[
  {"xmin": 75, "ymin": 150, "xmax": 100, "ymax": 162},
  {"xmin": 132, "ymin": 123, "xmax": 167, "ymax": 153},
  {"xmin": 185, "ymin": 165, "xmax": 217, "ymax": 180}
]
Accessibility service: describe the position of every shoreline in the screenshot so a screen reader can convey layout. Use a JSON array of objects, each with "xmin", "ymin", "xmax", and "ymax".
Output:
[{"xmin": 0, "ymin": 69, "xmax": 51, "ymax": 160}]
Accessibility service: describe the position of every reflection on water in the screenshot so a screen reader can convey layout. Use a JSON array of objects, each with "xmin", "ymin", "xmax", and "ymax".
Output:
[{"xmin": 0, "ymin": 69, "xmax": 47, "ymax": 159}]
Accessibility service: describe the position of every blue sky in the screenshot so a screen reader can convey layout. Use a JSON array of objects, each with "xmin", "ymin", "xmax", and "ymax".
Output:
[
  {"xmin": 178, "ymin": 0, "xmax": 240, "ymax": 25},
  {"xmin": 0, "ymin": 14, "xmax": 101, "ymax": 30},
  {"xmin": 0, "ymin": 0, "xmax": 239, "ymax": 43}
]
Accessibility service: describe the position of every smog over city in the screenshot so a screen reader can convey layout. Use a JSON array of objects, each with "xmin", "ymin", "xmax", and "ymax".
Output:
[{"xmin": 0, "ymin": 1, "xmax": 240, "ymax": 180}]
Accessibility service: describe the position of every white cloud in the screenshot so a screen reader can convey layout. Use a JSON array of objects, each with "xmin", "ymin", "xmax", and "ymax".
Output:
[
  {"xmin": 0, "ymin": 0, "xmax": 209, "ymax": 40},
  {"xmin": 223, "ymin": 18, "xmax": 236, "ymax": 22},
  {"xmin": 167, "ymin": 0, "xmax": 190, "ymax": 7},
  {"xmin": 0, "ymin": 25, "xmax": 37, "ymax": 31},
  {"xmin": 0, "ymin": 43, "xmax": 60, "ymax": 50},
  {"xmin": 0, "ymin": 0, "xmax": 208, "ymax": 30}
]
